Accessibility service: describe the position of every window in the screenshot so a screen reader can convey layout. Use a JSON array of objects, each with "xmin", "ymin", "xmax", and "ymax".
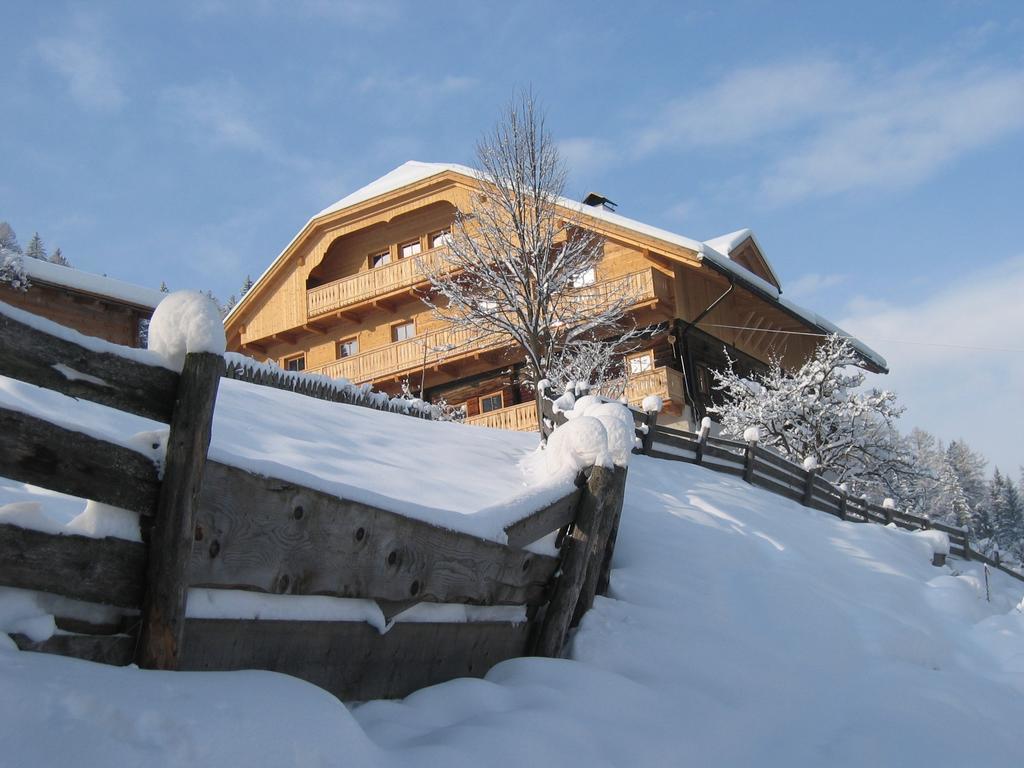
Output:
[
  {"xmin": 370, "ymin": 250, "xmax": 391, "ymax": 268},
  {"xmin": 629, "ymin": 352, "xmax": 653, "ymax": 375},
  {"xmin": 399, "ymin": 240, "xmax": 422, "ymax": 259},
  {"xmin": 430, "ymin": 229, "xmax": 452, "ymax": 248},
  {"xmin": 696, "ymin": 364, "xmax": 710, "ymax": 395},
  {"xmin": 391, "ymin": 321, "xmax": 415, "ymax": 342},
  {"xmin": 337, "ymin": 338, "xmax": 358, "ymax": 358},
  {"xmin": 283, "ymin": 353, "xmax": 305, "ymax": 372},
  {"xmin": 572, "ymin": 267, "xmax": 596, "ymax": 287},
  {"xmin": 479, "ymin": 391, "xmax": 504, "ymax": 413}
]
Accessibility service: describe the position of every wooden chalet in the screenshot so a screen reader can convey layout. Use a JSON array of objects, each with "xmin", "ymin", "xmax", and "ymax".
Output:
[
  {"xmin": 224, "ymin": 161, "xmax": 886, "ymax": 431},
  {"xmin": 1, "ymin": 258, "xmax": 164, "ymax": 348}
]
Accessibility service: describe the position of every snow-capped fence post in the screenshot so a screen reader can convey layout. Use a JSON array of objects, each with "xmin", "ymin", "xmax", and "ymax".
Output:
[
  {"xmin": 961, "ymin": 529, "xmax": 972, "ymax": 561},
  {"xmin": 136, "ymin": 351, "xmax": 224, "ymax": 671},
  {"xmin": 534, "ymin": 463, "xmax": 627, "ymax": 658},
  {"xmin": 838, "ymin": 484, "xmax": 849, "ymax": 521},
  {"xmin": 695, "ymin": 417, "xmax": 711, "ymax": 465},
  {"xmin": 801, "ymin": 457, "xmax": 818, "ymax": 507},
  {"xmin": 640, "ymin": 409, "xmax": 659, "ymax": 454},
  {"xmin": 742, "ymin": 427, "xmax": 759, "ymax": 484}
]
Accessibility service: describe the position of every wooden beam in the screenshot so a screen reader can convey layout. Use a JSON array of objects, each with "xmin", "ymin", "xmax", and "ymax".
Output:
[
  {"xmin": 180, "ymin": 618, "xmax": 531, "ymax": 701},
  {"xmin": 188, "ymin": 461, "xmax": 559, "ymax": 606},
  {"xmin": 137, "ymin": 352, "xmax": 224, "ymax": 671},
  {"xmin": 0, "ymin": 523, "xmax": 147, "ymax": 608},
  {"xmin": 504, "ymin": 488, "xmax": 582, "ymax": 549},
  {"xmin": 0, "ymin": 302, "xmax": 178, "ymax": 422},
  {"xmin": 0, "ymin": 407, "xmax": 161, "ymax": 515}
]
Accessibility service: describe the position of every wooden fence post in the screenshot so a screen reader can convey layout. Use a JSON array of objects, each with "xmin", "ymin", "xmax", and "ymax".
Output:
[
  {"xmin": 838, "ymin": 488, "xmax": 848, "ymax": 521},
  {"xmin": 577, "ymin": 466, "xmax": 628, "ymax": 624},
  {"xmin": 962, "ymin": 530, "xmax": 972, "ymax": 561},
  {"xmin": 695, "ymin": 426, "xmax": 708, "ymax": 465},
  {"xmin": 640, "ymin": 410, "xmax": 658, "ymax": 454},
  {"xmin": 743, "ymin": 441, "xmax": 757, "ymax": 484},
  {"xmin": 136, "ymin": 352, "xmax": 224, "ymax": 670},
  {"xmin": 801, "ymin": 467, "xmax": 817, "ymax": 507},
  {"xmin": 534, "ymin": 464, "xmax": 624, "ymax": 658}
]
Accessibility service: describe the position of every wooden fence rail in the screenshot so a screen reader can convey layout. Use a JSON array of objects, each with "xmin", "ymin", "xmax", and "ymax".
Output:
[
  {"xmin": 0, "ymin": 300, "xmax": 628, "ymax": 700},
  {"xmin": 636, "ymin": 422, "xmax": 1024, "ymax": 582}
]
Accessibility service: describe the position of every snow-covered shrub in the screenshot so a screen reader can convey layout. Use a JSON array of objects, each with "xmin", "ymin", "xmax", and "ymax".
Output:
[
  {"xmin": 0, "ymin": 247, "xmax": 29, "ymax": 292},
  {"xmin": 710, "ymin": 335, "xmax": 915, "ymax": 499},
  {"xmin": 148, "ymin": 291, "xmax": 227, "ymax": 371}
]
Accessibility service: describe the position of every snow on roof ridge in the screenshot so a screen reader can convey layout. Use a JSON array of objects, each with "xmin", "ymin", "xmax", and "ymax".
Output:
[
  {"xmin": 21, "ymin": 258, "xmax": 165, "ymax": 310},
  {"xmin": 703, "ymin": 228, "xmax": 754, "ymax": 256}
]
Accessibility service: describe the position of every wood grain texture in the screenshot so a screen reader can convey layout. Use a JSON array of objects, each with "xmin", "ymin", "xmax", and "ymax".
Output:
[
  {"xmin": 503, "ymin": 487, "xmax": 581, "ymax": 549},
  {"xmin": 0, "ymin": 523, "xmax": 146, "ymax": 607},
  {"xmin": 189, "ymin": 461, "xmax": 559, "ymax": 606},
  {"xmin": 0, "ymin": 304, "xmax": 177, "ymax": 422},
  {"xmin": 12, "ymin": 632, "xmax": 136, "ymax": 666},
  {"xmin": 0, "ymin": 407, "xmax": 160, "ymax": 515},
  {"xmin": 137, "ymin": 352, "xmax": 224, "ymax": 671},
  {"xmin": 590, "ymin": 466, "xmax": 629, "ymax": 607},
  {"xmin": 180, "ymin": 618, "xmax": 531, "ymax": 701},
  {"xmin": 534, "ymin": 466, "xmax": 610, "ymax": 658}
]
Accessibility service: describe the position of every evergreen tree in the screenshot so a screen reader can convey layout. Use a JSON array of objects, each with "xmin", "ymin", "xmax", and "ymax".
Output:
[
  {"xmin": 49, "ymin": 247, "xmax": 70, "ymax": 267},
  {"xmin": 936, "ymin": 456, "xmax": 972, "ymax": 530},
  {"xmin": 159, "ymin": 281, "xmax": 170, "ymax": 293},
  {"xmin": 24, "ymin": 232, "xmax": 47, "ymax": 260},
  {"xmin": 239, "ymin": 274, "xmax": 254, "ymax": 296},
  {"xmin": 989, "ymin": 470, "xmax": 1024, "ymax": 562},
  {"xmin": 0, "ymin": 222, "xmax": 21, "ymax": 253}
]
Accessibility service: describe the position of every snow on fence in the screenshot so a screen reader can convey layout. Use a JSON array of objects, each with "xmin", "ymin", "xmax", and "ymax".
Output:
[
  {"xmin": 223, "ymin": 352, "xmax": 435, "ymax": 419},
  {"xmin": 640, "ymin": 423, "xmax": 1024, "ymax": 582},
  {"xmin": 0, "ymin": 300, "xmax": 628, "ymax": 699}
]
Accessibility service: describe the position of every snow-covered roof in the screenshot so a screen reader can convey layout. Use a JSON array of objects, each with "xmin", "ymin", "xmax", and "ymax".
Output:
[
  {"xmin": 21, "ymin": 258, "xmax": 164, "ymax": 311},
  {"xmin": 230, "ymin": 161, "xmax": 887, "ymax": 371},
  {"xmin": 702, "ymin": 228, "xmax": 782, "ymax": 288}
]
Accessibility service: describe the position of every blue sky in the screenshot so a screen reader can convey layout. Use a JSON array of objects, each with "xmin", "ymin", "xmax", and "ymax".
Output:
[{"xmin": 2, "ymin": 1, "xmax": 1022, "ymax": 470}]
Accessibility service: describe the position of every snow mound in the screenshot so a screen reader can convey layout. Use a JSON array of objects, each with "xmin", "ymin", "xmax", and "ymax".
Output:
[
  {"xmin": 544, "ymin": 416, "xmax": 613, "ymax": 475},
  {"xmin": 548, "ymin": 395, "xmax": 637, "ymax": 470},
  {"xmin": 148, "ymin": 291, "xmax": 226, "ymax": 371},
  {"xmin": 743, "ymin": 426, "xmax": 760, "ymax": 443},
  {"xmin": 66, "ymin": 501, "xmax": 141, "ymax": 542},
  {"xmin": 641, "ymin": 394, "xmax": 663, "ymax": 413}
]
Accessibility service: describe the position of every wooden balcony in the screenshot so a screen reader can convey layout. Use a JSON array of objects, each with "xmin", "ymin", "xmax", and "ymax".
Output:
[
  {"xmin": 620, "ymin": 366, "xmax": 686, "ymax": 410},
  {"xmin": 308, "ymin": 268, "xmax": 674, "ymax": 386},
  {"xmin": 465, "ymin": 401, "xmax": 539, "ymax": 432},
  {"xmin": 310, "ymin": 325, "xmax": 506, "ymax": 384},
  {"xmin": 307, "ymin": 247, "xmax": 448, "ymax": 319},
  {"xmin": 467, "ymin": 367, "xmax": 686, "ymax": 433}
]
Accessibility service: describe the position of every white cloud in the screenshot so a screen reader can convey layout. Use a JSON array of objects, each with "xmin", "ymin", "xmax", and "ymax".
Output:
[
  {"xmin": 640, "ymin": 57, "xmax": 1024, "ymax": 205},
  {"xmin": 785, "ymin": 272, "xmax": 847, "ymax": 300},
  {"xmin": 559, "ymin": 137, "xmax": 618, "ymax": 177},
  {"xmin": 840, "ymin": 255, "xmax": 1024, "ymax": 471},
  {"xmin": 36, "ymin": 13, "xmax": 123, "ymax": 110},
  {"xmin": 161, "ymin": 80, "xmax": 273, "ymax": 154}
]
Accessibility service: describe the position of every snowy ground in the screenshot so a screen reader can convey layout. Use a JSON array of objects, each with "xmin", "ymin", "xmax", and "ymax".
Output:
[{"xmin": 3, "ymin": 442, "xmax": 1024, "ymax": 765}]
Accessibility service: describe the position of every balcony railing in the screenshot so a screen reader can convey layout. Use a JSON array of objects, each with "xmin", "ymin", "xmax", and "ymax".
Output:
[
  {"xmin": 465, "ymin": 401, "xmax": 538, "ymax": 432},
  {"xmin": 307, "ymin": 247, "xmax": 448, "ymax": 319},
  {"xmin": 308, "ymin": 268, "xmax": 673, "ymax": 385},
  {"xmin": 466, "ymin": 367, "xmax": 686, "ymax": 433},
  {"xmin": 310, "ymin": 325, "xmax": 505, "ymax": 384}
]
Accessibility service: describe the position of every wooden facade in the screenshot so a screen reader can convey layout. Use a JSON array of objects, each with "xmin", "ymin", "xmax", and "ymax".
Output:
[
  {"xmin": 226, "ymin": 163, "xmax": 885, "ymax": 430},
  {"xmin": 1, "ymin": 261, "xmax": 161, "ymax": 348}
]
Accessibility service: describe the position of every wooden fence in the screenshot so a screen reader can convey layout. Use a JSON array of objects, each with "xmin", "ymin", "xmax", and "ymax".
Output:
[
  {"xmin": 0, "ymin": 301, "xmax": 627, "ymax": 700},
  {"xmin": 640, "ymin": 423, "xmax": 1024, "ymax": 583}
]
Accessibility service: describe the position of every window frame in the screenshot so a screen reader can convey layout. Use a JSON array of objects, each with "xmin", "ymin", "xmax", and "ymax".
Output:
[
  {"xmin": 628, "ymin": 350, "xmax": 654, "ymax": 375},
  {"xmin": 336, "ymin": 337, "xmax": 359, "ymax": 358},
  {"xmin": 429, "ymin": 229, "xmax": 452, "ymax": 249},
  {"xmin": 391, "ymin": 320, "xmax": 416, "ymax": 343},
  {"xmin": 479, "ymin": 390, "xmax": 504, "ymax": 413},
  {"xmin": 399, "ymin": 239, "xmax": 422, "ymax": 259},
  {"xmin": 282, "ymin": 352, "xmax": 306, "ymax": 372},
  {"xmin": 571, "ymin": 266, "xmax": 597, "ymax": 288},
  {"xmin": 369, "ymin": 250, "xmax": 391, "ymax": 269}
]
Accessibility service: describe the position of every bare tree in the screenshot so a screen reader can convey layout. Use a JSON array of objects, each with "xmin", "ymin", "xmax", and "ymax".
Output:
[{"xmin": 421, "ymin": 91, "xmax": 638, "ymax": 431}]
